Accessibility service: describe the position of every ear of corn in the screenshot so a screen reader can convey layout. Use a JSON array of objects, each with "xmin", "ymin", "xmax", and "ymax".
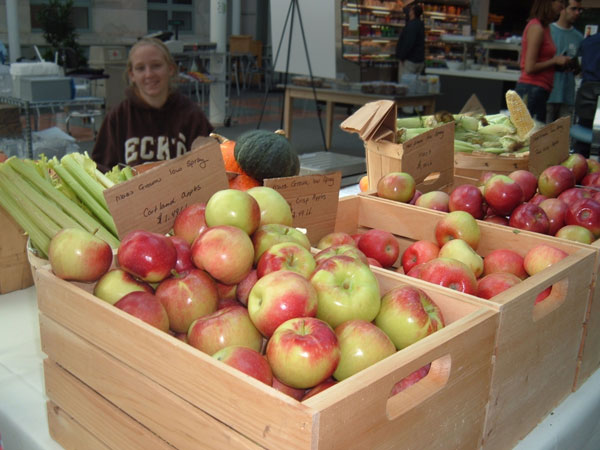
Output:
[{"xmin": 505, "ymin": 90, "xmax": 535, "ymax": 139}]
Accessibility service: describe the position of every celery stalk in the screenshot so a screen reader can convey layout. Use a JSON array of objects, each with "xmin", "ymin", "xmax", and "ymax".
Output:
[
  {"xmin": 95, "ymin": 168, "xmax": 115, "ymax": 189},
  {"xmin": 61, "ymin": 153, "xmax": 109, "ymax": 212}
]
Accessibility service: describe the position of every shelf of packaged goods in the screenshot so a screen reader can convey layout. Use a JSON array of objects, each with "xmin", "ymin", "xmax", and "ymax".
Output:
[{"xmin": 424, "ymin": 11, "xmax": 469, "ymax": 20}]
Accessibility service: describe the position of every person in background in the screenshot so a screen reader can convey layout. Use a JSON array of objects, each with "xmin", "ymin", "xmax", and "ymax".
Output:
[
  {"xmin": 572, "ymin": 31, "xmax": 600, "ymax": 157},
  {"xmin": 515, "ymin": 0, "xmax": 572, "ymax": 123},
  {"xmin": 91, "ymin": 37, "xmax": 213, "ymax": 171},
  {"xmin": 395, "ymin": 3, "xmax": 425, "ymax": 81},
  {"xmin": 546, "ymin": 0, "xmax": 584, "ymax": 123}
]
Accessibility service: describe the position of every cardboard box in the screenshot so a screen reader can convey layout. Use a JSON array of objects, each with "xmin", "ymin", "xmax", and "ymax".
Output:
[
  {"xmin": 333, "ymin": 195, "xmax": 595, "ymax": 450},
  {"xmin": 0, "ymin": 205, "xmax": 34, "ymax": 294},
  {"xmin": 36, "ymin": 265, "xmax": 498, "ymax": 449}
]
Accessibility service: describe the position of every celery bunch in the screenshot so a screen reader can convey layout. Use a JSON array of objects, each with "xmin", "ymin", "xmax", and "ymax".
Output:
[{"xmin": 0, "ymin": 152, "xmax": 123, "ymax": 258}]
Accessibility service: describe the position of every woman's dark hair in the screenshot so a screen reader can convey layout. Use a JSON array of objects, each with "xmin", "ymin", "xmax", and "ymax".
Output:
[
  {"xmin": 529, "ymin": 0, "xmax": 564, "ymax": 27},
  {"xmin": 404, "ymin": 3, "xmax": 423, "ymax": 19}
]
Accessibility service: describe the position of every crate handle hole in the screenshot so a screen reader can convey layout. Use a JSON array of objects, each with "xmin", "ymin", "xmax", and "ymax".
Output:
[
  {"xmin": 532, "ymin": 279, "xmax": 568, "ymax": 322},
  {"xmin": 420, "ymin": 172, "xmax": 442, "ymax": 186},
  {"xmin": 385, "ymin": 354, "xmax": 451, "ymax": 421}
]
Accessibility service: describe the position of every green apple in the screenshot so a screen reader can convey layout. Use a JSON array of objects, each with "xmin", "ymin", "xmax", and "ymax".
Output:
[
  {"xmin": 523, "ymin": 244, "xmax": 569, "ymax": 276},
  {"xmin": 247, "ymin": 186, "xmax": 293, "ymax": 227},
  {"xmin": 252, "ymin": 223, "xmax": 311, "ymax": 263},
  {"xmin": 94, "ymin": 268, "xmax": 154, "ymax": 305},
  {"xmin": 438, "ymin": 238, "xmax": 483, "ymax": 278},
  {"xmin": 434, "ymin": 210, "xmax": 481, "ymax": 250},
  {"xmin": 205, "ymin": 188, "xmax": 261, "ymax": 235},
  {"xmin": 555, "ymin": 224, "xmax": 595, "ymax": 244}
]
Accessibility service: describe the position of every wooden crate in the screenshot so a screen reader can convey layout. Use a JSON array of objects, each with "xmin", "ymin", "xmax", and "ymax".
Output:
[
  {"xmin": 36, "ymin": 265, "xmax": 498, "ymax": 450},
  {"xmin": 454, "ymin": 151, "xmax": 529, "ymax": 179},
  {"xmin": 333, "ymin": 195, "xmax": 596, "ymax": 450},
  {"xmin": 0, "ymin": 205, "xmax": 33, "ymax": 294}
]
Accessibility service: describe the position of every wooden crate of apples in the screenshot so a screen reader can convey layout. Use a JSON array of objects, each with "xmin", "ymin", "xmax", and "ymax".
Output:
[
  {"xmin": 36, "ymin": 186, "xmax": 499, "ymax": 450},
  {"xmin": 348, "ymin": 160, "xmax": 600, "ymax": 449}
]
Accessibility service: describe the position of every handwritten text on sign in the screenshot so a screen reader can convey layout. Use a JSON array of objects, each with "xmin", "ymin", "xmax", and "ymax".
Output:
[
  {"xmin": 402, "ymin": 122, "xmax": 454, "ymax": 184},
  {"xmin": 104, "ymin": 138, "xmax": 228, "ymax": 238},
  {"xmin": 265, "ymin": 172, "xmax": 342, "ymax": 245}
]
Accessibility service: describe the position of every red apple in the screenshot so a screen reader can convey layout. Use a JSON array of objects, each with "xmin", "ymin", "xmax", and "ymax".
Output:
[
  {"xmin": 247, "ymin": 270, "xmax": 318, "ymax": 338},
  {"xmin": 172, "ymin": 202, "xmax": 207, "ymax": 245},
  {"xmin": 483, "ymin": 248, "xmax": 527, "ymax": 279},
  {"xmin": 216, "ymin": 281, "xmax": 237, "ymax": 303},
  {"xmin": 117, "ymin": 230, "xmax": 177, "ymax": 283},
  {"xmin": 508, "ymin": 169, "xmax": 539, "ymax": 202},
  {"xmin": 477, "ymin": 272, "xmax": 522, "ymax": 299},
  {"xmin": 581, "ymin": 172, "xmax": 600, "ymax": 188},
  {"xmin": 555, "ymin": 225, "xmax": 595, "ymax": 244},
  {"xmin": 535, "ymin": 286, "xmax": 552, "ymax": 305},
  {"xmin": 537, "ymin": 165, "xmax": 576, "ymax": 198},
  {"xmin": 508, "ymin": 203, "xmax": 550, "ymax": 234},
  {"xmin": 483, "ymin": 174, "xmax": 523, "ymax": 216},
  {"xmin": 557, "ymin": 188, "xmax": 591, "ymax": 205},
  {"xmin": 191, "ymin": 225, "xmax": 254, "ymax": 285},
  {"xmin": 529, "ymin": 193, "xmax": 549, "ymax": 206},
  {"xmin": 236, "ymin": 269, "xmax": 258, "ymax": 306},
  {"xmin": 114, "ymin": 291, "xmax": 170, "ymax": 332},
  {"xmin": 351, "ymin": 233, "xmax": 363, "ymax": 246},
  {"xmin": 266, "ymin": 317, "xmax": 340, "ymax": 389},
  {"xmin": 375, "ymin": 284, "xmax": 445, "ymax": 350},
  {"xmin": 155, "ymin": 269, "xmax": 219, "ymax": 333},
  {"xmin": 310, "ymin": 255, "xmax": 381, "ymax": 328},
  {"xmin": 478, "ymin": 171, "xmax": 497, "ymax": 186},
  {"xmin": 302, "ymin": 378, "xmax": 338, "ymax": 401},
  {"xmin": 367, "ymin": 257, "xmax": 383, "ymax": 267},
  {"xmin": 256, "ymin": 241, "xmax": 316, "ymax": 279},
  {"xmin": 332, "ymin": 319, "xmax": 396, "ymax": 381},
  {"xmin": 409, "ymin": 189, "xmax": 423, "ymax": 205},
  {"xmin": 561, "ymin": 153, "xmax": 588, "ymax": 183},
  {"xmin": 448, "ymin": 184, "xmax": 485, "ymax": 219},
  {"xmin": 377, "ymin": 172, "xmax": 416, "ymax": 203},
  {"xmin": 413, "ymin": 257, "xmax": 478, "ymax": 295},
  {"xmin": 316, "ymin": 231, "xmax": 356, "ymax": 250},
  {"xmin": 272, "ymin": 377, "xmax": 306, "ymax": 400},
  {"xmin": 246, "ymin": 186, "xmax": 293, "ymax": 227},
  {"xmin": 434, "ymin": 210, "xmax": 481, "ymax": 250},
  {"xmin": 314, "ymin": 244, "xmax": 369, "ymax": 266},
  {"xmin": 523, "ymin": 244, "xmax": 569, "ymax": 277},
  {"xmin": 565, "ymin": 198, "xmax": 600, "ymax": 237},
  {"xmin": 538, "ymin": 198, "xmax": 568, "ymax": 236},
  {"xmin": 483, "ymin": 215, "xmax": 509, "ymax": 226},
  {"xmin": 252, "ymin": 223, "xmax": 311, "ymax": 263},
  {"xmin": 48, "ymin": 228, "xmax": 113, "ymax": 282},
  {"xmin": 401, "ymin": 240, "xmax": 440, "ymax": 274},
  {"xmin": 390, "ymin": 364, "xmax": 431, "ymax": 396},
  {"xmin": 212, "ymin": 345, "xmax": 273, "ymax": 385},
  {"xmin": 205, "ymin": 188, "xmax": 261, "ymax": 235},
  {"xmin": 168, "ymin": 235, "xmax": 194, "ymax": 274},
  {"xmin": 187, "ymin": 305, "xmax": 263, "ymax": 355},
  {"xmin": 357, "ymin": 228, "xmax": 400, "ymax": 267},
  {"xmin": 415, "ymin": 190, "xmax": 450, "ymax": 212},
  {"xmin": 438, "ymin": 238, "xmax": 484, "ymax": 278},
  {"xmin": 93, "ymin": 268, "xmax": 154, "ymax": 305}
]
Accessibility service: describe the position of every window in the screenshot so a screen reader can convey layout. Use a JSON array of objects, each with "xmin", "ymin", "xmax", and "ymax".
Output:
[
  {"xmin": 148, "ymin": 0, "xmax": 194, "ymax": 34},
  {"xmin": 30, "ymin": 0, "xmax": 91, "ymax": 31}
]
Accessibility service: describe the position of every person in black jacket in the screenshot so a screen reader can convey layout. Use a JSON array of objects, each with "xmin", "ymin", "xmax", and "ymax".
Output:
[{"xmin": 395, "ymin": 3, "xmax": 426, "ymax": 81}]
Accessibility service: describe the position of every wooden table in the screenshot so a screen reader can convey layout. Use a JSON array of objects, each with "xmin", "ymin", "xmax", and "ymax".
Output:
[{"xmin": 282, "ymin": 85, "xmax": 437, "ymax": 150}]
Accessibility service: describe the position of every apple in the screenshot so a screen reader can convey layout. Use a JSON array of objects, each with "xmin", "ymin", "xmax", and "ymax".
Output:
[
  {"xmin": 351, "ymin": 233, "xmax": 363, "ymax": 246},
  {"xmin": 434, "ymin": 210, "xmax": 481, "ymax": 250},
  {"xmin": 117, "ymin": 230, "xmax": 177, "ymax": 283},
  {"xmin": 314, "ymin": 244, "xmax": 369, "ymax": 266},
  {"xmin": 247, "ymin": 270, "xmax": 319, "ymax": 338},
  {"xmin": 316, "ymin": 231, "xmax": 356, "ymax": 250},
  {"xmin": 538, "ymin": 198, "xmax": 568, "ymax": 235},
  {"xmin": 272, "ymin": 377, "xmax": 306, "ymax": 400},
  {"xmin": 390, "ymin": 364, "xmax": 431, "ymax": 396},
  {"xmin": 523, "ymin": 244, "xmax": 569, "ymax": 276},
  {"xmin": 359, "ymin": 175, "xmax": 369, "ymax": 192},
  {"xmin": 413, "ymin": 257, "xmax": 479, "ymax": 295},
  {"xmin": 357, "ymin": 228, "xmax": 400, "ymax": 267},
  {"xmin": 415, "ymin": 190, "xmax": 450, "ymax": 212},
  {"xmin": 508, "ymin": 169, "xmax": 539, "ymax": 202},
  {"xmin": 168, "ymin": 235, "xmax": 194, "ymax": 274},
  {"xmin": 256, "ymin": 241, "xmax": 316, "ymax": 279},
  {"xmin": 216, "ymin": 281, "xmax": 237, "ymax": 303},
  {"xmin": 582, "ymin": 172, "xmax": 600, "ymax": 187},
  {"xmin": 483, "ymin": 215, "xmax": 509, "ymax": 226},
  {"xmin": 508, "ymin": 203, "xmax": 550, "ymax": 234},
  {"xmin": 557, "ymin": 188, "xmax": 591, "ymax": 205},
  {"xmin": 376, "ymin": 172, "xmax": 416, "ymax": 203},
  {"xmin": 478, "ymin": 171, "xmax": 497, "ymax": 186},
  {"xmin": 477, "ymin": 272, "xmax": 522, "ymax": 299},
  {"xmin": 114, "ymin": 291, "xmax": 170, "ymax": 332},
  {"xmin": 535, "ymin": 287, "xmax": 552, "ymax": 305},
  {"xmin": 172, "ymin": 202, "xmax": 207, "ymax": 245},
  {"xmin": 333, "ymin": 319, "xmax": 396, "ymax": 381},
  {"xmin": 537, "ymin": 165, "xmax": 576, "ymax": 198},
  {"xmin": 155, "ymin": 269, "xmax": 219, "ymax": 333},
  {"xmin": 187, "ymin": 305, "xmax": 263, "ymax": 355},
  {"xmin": 565, "ymin": 198, "xmax": 600, "ymax": 237},
  {"xmin": 375, "ymin": 284, "xmax": 445, "ymax": 350},
  {"xmin": 561, "ymin": 153, "xmax": 588, "ymax": 183},
  {"xmin": 529, "ymin": 193, "xmax": 549, "ymax": 206},
  {"xmin": 266, "ymin": 317, "xmax": 341, "ymax": 389},
  {"xmin": 252, "ymin": 223, "xmax": 311, "ymax": 263},
  {"xmin": 483, "ymin": 248, "xmax": 527, "ymax": 279},
  {"xmin": 246, "ymin": 186, "xmax": 293, "ymax": 227},
  {"xmin": 587, "ymin": 158, "xmax": 600, "ymax": 174},
  {"xmin": 401, "ymin": 240, "xmax": 440, "ymax": 274},
  {"xmin": 310, "ymin": 255, "xmax": 381, "ymax": 328},
  {"xmin": 483, "ymin": 174, "xmax": 523, "ymax": 216},
  {"xmin": 212, "ymin": 345, "xmax": 273, "ymax": 385},
  {"xmin": 236, "ymin": 269, "xmax": 258, "ymax": 306},
  {"xmin": 171, "ymin": 331, "xmax": 188, "ymax": 343},
  {"xmin": 302, "ymin": 378, "xmax": 338, "ymax": 401},
  {"xmin": 48, "ymin": 228, "xmax": 113, "ymax": 282},
  {"xmin": 409, "ymin": 190, "xmax": 423, "ymax": 205},
  {"xmin": 448, "ymin": 184, "xmax": 485, "ymax": 219},
  {"xmin": 93, "ymin": 268, "xmax": 154, "ymax": 305},
  {"xmin": 367, "ymin": 257, "xmax": 383, "ymax": 267},
  {"xmin": 555, "ymin": 224, "xmax": 595, "ymax": 244},
  {"xmin": 205, "ymin": 188, "xmax": 261, "ymax": 235},
  {"xmin": 438, "ymin": 238, "xmax": 484, "ymax": 278},
  {"xmin": 191, "ymin": 225, "xmax": 254, "ymax": 285}
]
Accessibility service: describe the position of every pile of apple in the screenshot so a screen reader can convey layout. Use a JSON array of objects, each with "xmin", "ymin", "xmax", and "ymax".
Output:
[
  {"xmin": 376, "ymin": 153, "xmax": 600, "ymax": 244},
  {"xmin": 47, "ymin": 186, "xmax": 444, "ymax": 401}
]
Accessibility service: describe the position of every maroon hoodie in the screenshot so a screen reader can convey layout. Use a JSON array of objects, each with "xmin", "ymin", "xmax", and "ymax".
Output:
[{"xmin": 91, "ymin": 87, "xmax": 214, "ymax": 171}]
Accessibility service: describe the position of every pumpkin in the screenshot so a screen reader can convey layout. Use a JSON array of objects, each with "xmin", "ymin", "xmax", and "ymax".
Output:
[
  {"xmin": 229, "ymin": 172, "xmax": 261, "ymax": 191},
  {"xmin": 210, "ymin": 132, "xmax": 242, "ymax": 173},
  {"xmin": 234, "ymin": 129, "xmax": 300, "ymax": 181}
]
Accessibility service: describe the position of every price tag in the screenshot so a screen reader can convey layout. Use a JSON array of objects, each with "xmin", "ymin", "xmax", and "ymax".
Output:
[
  {"xmin": 104, "ymin": 137, "xmax": 228, "ymax": 238},
  {"xmin": 264, "ymin": 172, "xmax": 342, "ymax": 245},
  {"xmin": 529, "ymin": 116, "xmax": 570, "ymax": 176}
]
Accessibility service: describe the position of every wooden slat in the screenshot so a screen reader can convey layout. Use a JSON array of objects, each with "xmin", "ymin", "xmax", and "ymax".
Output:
[{"xmin": 47, "ymin": 401, "xmax": 111, "ymax": 450}]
